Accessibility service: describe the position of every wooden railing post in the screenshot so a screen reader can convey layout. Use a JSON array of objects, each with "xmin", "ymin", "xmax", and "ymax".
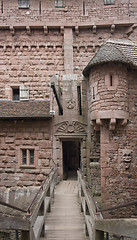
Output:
[
  {"xmin": 95, "ymin": 230, "xmax": 104, "ymax": 240},
  {"xmin": 40, "ymin": 224, "xmax": 45, "ymax": 238},
  {"xmin": 21, "ymin": 231, "xmax": 30, "ymax": 240}
]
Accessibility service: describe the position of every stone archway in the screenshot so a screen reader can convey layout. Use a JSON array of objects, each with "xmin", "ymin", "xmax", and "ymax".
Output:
[{"xmin": 53, "ymin": 120, "xmax": 87, "ymax": 179}]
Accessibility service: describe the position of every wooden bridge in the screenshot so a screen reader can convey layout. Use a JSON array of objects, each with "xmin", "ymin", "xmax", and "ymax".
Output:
[{"xmin": 0, "ymin": 167, "xmax": 137, "ymax": 240}]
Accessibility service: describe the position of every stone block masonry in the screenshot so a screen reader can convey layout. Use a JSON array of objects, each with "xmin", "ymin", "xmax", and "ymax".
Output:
[
  {"xmin": 0, "ymin": 0, "xmax": 136, "ymax": 221},
  {"xmin": 0, "ymin": 120, "xmax": 53, "ymax": 187},
  {"xmin": 1, "ymin": 0, "xmax": 136, "ymax": 24}
]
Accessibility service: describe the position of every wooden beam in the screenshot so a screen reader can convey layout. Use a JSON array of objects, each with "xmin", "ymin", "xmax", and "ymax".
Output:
[{"xmin": 95, "ymin": 219, "xmax": 137, "ymax": 239}]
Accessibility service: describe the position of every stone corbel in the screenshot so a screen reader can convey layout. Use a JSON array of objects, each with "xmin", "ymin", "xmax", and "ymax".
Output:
[
  {"xmin": 26, "ymin": 26, "xmax": 31, "ymax": 35},
  {"xmin": 12, "ymin": 45, "xmax": 15, "ymax": 51},
  {"xmin": 111, "ymin": 24, "xmax": 115, "ymax": 34},
  {"xmin": 10, "ymin": 26, "xmax": 15, "ymax": 36},
  {"xmin": 92, "ymin": 44, "xmax": 96, "ymax": 52},
  {"xmin": 96, "ymin": 119, "xmax": 103, "ymax": 126},
  {"xmin": 44, "ymin": 26, "xmax": 48, "ymax": 35},
  {"xmin": 75, "ymin": 26, "xmax": 79, "ymax": 36},
  {"xmin": 3, "ymin": 44, "xmax": 6, "ymax": 52},
  {"xmin": 60, "ymin": 26, "xmax": 64, "ymax": 36},
  {"xmin": 91, "ymin": 119, "xmax": 103, "ymax": 131},
  {"xmin": 120, "ymin": 119, "xmax": 128, "ymax": 126},
  {"xmin": 91, "ymin": 120, "xmax": 100, "ymax": 131},
  {"xmin": 20, "ymin": 45, "xmax": 23, "ymax": 52},
  {"xmin": 93, "ymin": 25, "xmax": 96, "ymax": 34},
  {"xmin": 109, "ymin": 118, "xmax": 116, "ymax": 131}
]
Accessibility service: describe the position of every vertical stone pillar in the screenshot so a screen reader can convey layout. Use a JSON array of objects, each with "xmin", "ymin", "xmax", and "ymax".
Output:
[
  {"xmin": 64, "ymin": 27, "xmax": 73, "ymax": 74},
  {"xmin": 100, "ymin": 125, "xmax": 109, "ymax": 207}
]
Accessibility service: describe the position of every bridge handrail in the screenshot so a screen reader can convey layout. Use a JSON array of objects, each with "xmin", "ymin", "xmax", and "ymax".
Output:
[
  {"xmin": 28, "ymin": 166, "xmax": 59, "ymax": 239},
  {"xmin": 77, "ymin": 169, "xmax": 103, "ymax": 240},
  {"xmin": 77, "ymin": 169, "xmax": 137, "ymax": 240},
  {"xmin": 26, "ymin": 167, "xmax": 57, "ymax": 214},
  {"xmin": 98, "ymin": 200, "xmax": 137, "ymax": 213},
  {"xmin": 0, "ymin": 166, "xmax": 59, "ymax": 240},
  {"xmin": 0, "ymin": 166, "xmax": 57, "ymax": 215},
  {"xmin": 77, "ymin": 170, "xmax": 101, "ymax": 214}
]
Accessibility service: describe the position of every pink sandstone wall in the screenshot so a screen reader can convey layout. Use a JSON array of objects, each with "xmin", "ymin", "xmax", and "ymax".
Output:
[
  {"xmin": 0, "ymin": 120, "xmax": 53, "ymax": 187},
  {"xmin": 89, "ymin": 63, "xmax": 129, "ymax": 117},
  {"xmin": 0, "ymin": 30, "xmax": 64, "ymax": 101},
  {"xmin": 88, "ymin": 64, "xmax": 137, "ymax": 217},
  {"xmin": 73, "ymin": 28, "xmax": 129, "ymax": 78},
  {"xmin": 0, "ymin": 0, "xmax": 136, "ymax": 23},
  {"xmin": 0, "ymin": 0, "xmax": 136, "ymax": 218}
]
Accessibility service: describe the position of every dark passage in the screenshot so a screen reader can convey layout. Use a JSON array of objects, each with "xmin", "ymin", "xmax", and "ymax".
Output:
[{"xmin": 62, "ymin": 140, "xmax": 81, "ymax": 180}]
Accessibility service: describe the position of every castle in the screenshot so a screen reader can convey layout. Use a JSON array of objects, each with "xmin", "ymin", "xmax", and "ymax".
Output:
[{"xmin": 0, "ymin": 0, "xmax": 137, "ymax": 218}]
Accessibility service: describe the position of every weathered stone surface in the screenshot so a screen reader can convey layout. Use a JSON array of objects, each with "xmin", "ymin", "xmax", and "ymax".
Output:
[{"xmin": 0, "ymin": 0, "xmax": 136, "ymax": 220}]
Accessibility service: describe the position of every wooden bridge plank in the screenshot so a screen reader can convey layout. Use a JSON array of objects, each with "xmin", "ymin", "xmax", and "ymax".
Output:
[{"xmin": 40, "ymin": 180, "xmax": 88, "ymax": 240}]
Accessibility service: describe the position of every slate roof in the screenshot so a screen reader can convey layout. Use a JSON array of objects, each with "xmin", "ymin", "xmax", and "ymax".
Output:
[
  {"xmin": 83, "ymin": 39, "xmax": 137, "ymax": 77},
  {"xmin": 0, "ymin": 101, "xmax": 52, "ymax": 119}
]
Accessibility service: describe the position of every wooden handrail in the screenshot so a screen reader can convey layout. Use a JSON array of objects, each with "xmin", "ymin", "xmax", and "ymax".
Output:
[
  {"xmin": 77, "ymin": 169, "xmax": 137, "ymax": 240},
  {"xmin": 0, "ymin": 200, "xmax": 27, "ymax": 213},
  {"xmin": 26, "ymin": 167, "xmax": 56, "ymax": 213},
  {"xmin": 77, "ymin": 169, "xmax": 100, "ymax": 213},
  {"xmin": 98, "ymin": 200, "xmax": 137, "ymax": 213},
  {"xmin": 0, "ymin": 166, "xmax": 59, "ymax": 240},
  {"xmin": 78, "ymin": 169, "xmax": 137, "ymax": 214},
  {"xmin": 0, "ymin": 166, "xmax": 57, "ymax": 215}
]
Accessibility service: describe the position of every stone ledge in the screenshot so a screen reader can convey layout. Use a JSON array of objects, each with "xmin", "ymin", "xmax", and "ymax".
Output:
[{"xmin": 91, "ymin": 109, "xmax": 129, "ymax": 120}]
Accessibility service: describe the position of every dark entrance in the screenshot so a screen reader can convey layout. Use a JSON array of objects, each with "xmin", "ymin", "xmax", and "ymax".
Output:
[{"xmin": 62, "ymin": 140, "xmax": 81, "ymax": 180}]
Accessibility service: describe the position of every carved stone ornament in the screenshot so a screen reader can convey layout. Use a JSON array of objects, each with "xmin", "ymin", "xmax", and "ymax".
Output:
[
  {"xmin": 118, "ymin": 149, "xmax": 132, "ymax": 170},
  {"xmin": 123, "ymin": 149, "xmax": 132, "ymax": 170},
  {"xmin": 66, "ymin": 99, "xmax": 75, "ymax": 109},
  {"xmin": 56, "ymin": 121, "xmax": 86, "ymax": 134}
]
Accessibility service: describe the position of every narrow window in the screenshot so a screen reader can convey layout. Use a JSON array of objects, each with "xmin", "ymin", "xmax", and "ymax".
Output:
[
  {"xmin": 110, "ymin": 75, "xmax": 113, "ymax": 86},
  {"xmin": 18, "ymin": 0, "xmax": 29, "ymax": 9},
  {"xmin": 77, "ymin": 86, "xmax": 82, "ymax": 115},
  {"xmin": 55, "ymin": 0, "xmax": 65, "ymax": 8},
  {"xmin": 29, "ymin": 149, "xmax": 34, "ymax": 165},
  {"xmin": 104, "ymin": 0, "xmax": 115, "ymax": 5},
  {"xmin": 93, "ymin": 87, "xmax": 95, "ymax": 100},
  {"xmin": 39, "ymin": 1, "xmax": 41, "ymax": 15},
  {"xmin": 12, "ymin": 88, "xmax": 20, "ymax": 101},
  {"xmin": 1, "ymin": 1, "xmax": 3, "ymax": 14},
  {"xmin": 83, "ymin": 0, "xmax": 85, "ymax": 15},
  {"xmin": 22, "ymin": 150, "xmax": 27, "ymax": 165}
]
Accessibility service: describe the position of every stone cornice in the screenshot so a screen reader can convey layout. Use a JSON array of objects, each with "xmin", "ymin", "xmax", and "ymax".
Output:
[{"xmin": 0, "ymin": 20, "xmax": 136, "ymax": 32}]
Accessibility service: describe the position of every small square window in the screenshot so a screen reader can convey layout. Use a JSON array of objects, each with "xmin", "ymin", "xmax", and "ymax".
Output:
[
  {"xmin": 11, "ymin": 85, "xmax": 29, "ymax": 101},
  {"xmin": 21, "ymin": 149, "xmax": 35, "ymax": 165},
  {"xmin": 104, "ymin": 0, "xmax": 115, "ymax": 5},
  {"xmin": 12, "ymin": 88, "xmax": 20, "ymax": 101},
  {"xmin": 18, "ymin": 0, "xmax": 29, "ymax": 9},
  {"xmin": 55, "ymin": 0, "xmax": 65, "ymax": 8}
]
